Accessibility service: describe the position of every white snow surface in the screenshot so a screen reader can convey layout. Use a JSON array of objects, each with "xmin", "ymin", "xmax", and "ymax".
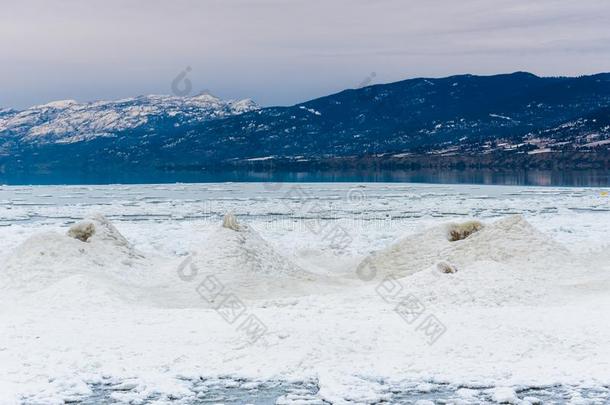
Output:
[{"xmin": 0, "ymin": 183, "xmax": 609, "ymax": 404}]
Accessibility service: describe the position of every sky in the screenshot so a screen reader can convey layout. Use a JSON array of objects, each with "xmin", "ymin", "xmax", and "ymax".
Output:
[{"xmin": 1, "ymin": 0, "xmax": 610, "ymax": 109}]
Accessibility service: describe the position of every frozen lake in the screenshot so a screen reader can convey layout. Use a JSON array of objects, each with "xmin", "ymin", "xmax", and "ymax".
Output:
[{"xmin": 0, "ymin": 183, "xmax": 609, "ymax": 404}]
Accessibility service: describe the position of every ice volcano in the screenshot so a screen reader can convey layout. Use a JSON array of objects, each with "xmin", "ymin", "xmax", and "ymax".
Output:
[
  {"xmin": 0, "ymin": 213, "xmax": 327, "ymax": 309},
  {"xmin": 175, "ymin": 214, "xmax": 325, "ymax": 304},
  {"xmin": 0, "ymin": 214, "xmax": 153, "ymax": 304},
  {"xmin": 357, "ymin": 215, "xmax": 567, "ymax": 280}
]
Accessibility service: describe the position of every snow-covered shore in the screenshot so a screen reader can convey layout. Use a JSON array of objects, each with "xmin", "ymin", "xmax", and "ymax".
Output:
[{"xmin": 0, "ymin": 183, "xmax": 609, "ymax": 404}]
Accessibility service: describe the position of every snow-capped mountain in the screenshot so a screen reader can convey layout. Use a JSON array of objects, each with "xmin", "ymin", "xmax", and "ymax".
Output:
[{"xmin": 0, "ymin": 93, "xmax": 258, "ymax": 144}]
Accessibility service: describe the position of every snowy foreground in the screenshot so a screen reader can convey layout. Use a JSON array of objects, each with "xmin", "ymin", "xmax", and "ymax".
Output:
[{"xmin": 0, "ymin": 183, "xmax": 609, "ymax": 404}]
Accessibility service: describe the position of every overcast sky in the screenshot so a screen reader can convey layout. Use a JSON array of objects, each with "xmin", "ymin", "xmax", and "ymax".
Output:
[{"xmin": 2, "ymin": 0, "xmax": 610, "ymax": 109}]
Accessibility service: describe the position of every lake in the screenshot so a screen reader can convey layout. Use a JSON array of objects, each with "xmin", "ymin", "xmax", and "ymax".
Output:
[{"xmin": 1, "ymin": 168, "xmax": 609, "ymax": 186}]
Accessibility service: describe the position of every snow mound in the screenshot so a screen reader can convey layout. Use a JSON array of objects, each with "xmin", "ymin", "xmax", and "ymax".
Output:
[
  {"xmin": 355, "ymin": 215, "xmax": 575, "ymax": 307},
  {"xmin": 358, "ymin": 215, "xmax": 567, "ymax": 279},
  {"xmin": 0, "ymin": 214, "xmax": 148, "ymax": 298},
  {"xmin": 181, "ymin": 215, "xmax": 324, "ymax": 303}
]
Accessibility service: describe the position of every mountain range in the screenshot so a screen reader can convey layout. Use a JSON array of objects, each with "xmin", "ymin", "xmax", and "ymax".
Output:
[{"xmin": 1, "ymin": 72, "xmax": 609, "ymax": 176}]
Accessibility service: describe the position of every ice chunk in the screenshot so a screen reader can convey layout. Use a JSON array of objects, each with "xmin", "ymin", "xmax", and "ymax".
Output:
[
  {"xmin": 67, "ymin": 221, "xmax": 96, "ymax": 242},
  {"xmin": 447, "ymin": 220, "xmax": 484, "ymax": 241},
  {"xmin": 436, "ymin": 261, "xmax": 458, "ymax": 274},
  {"xmin": 222, "ymin": 212, "xmax": 241, "ymax": 231},
  {"xmin": 491, "ymin": 386, "xmax": 518, "ymax": 403}
]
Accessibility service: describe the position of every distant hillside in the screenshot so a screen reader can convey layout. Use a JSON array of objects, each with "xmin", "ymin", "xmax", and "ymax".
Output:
[{"xmin": 2, "ymin": 72, "xmax": 609, "ymax": 174}]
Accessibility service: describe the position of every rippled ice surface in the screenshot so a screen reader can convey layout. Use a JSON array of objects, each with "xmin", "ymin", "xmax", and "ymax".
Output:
[
  {"xmin": 1, "ymin": 182, "xmax": 609, "ymax": 259},
  {"xmin": 80, "ymin": 378, "xmax": 325, "ymax": 405},
  {"xmin": 76, "ymin": 379, "xmax": 610, "ymax": 404}
]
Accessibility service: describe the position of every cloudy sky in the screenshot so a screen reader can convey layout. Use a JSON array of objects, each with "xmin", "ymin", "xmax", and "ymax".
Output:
[{"xmin": 2, "ymin": 0, "xmax": 610, "ymax": 109}]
